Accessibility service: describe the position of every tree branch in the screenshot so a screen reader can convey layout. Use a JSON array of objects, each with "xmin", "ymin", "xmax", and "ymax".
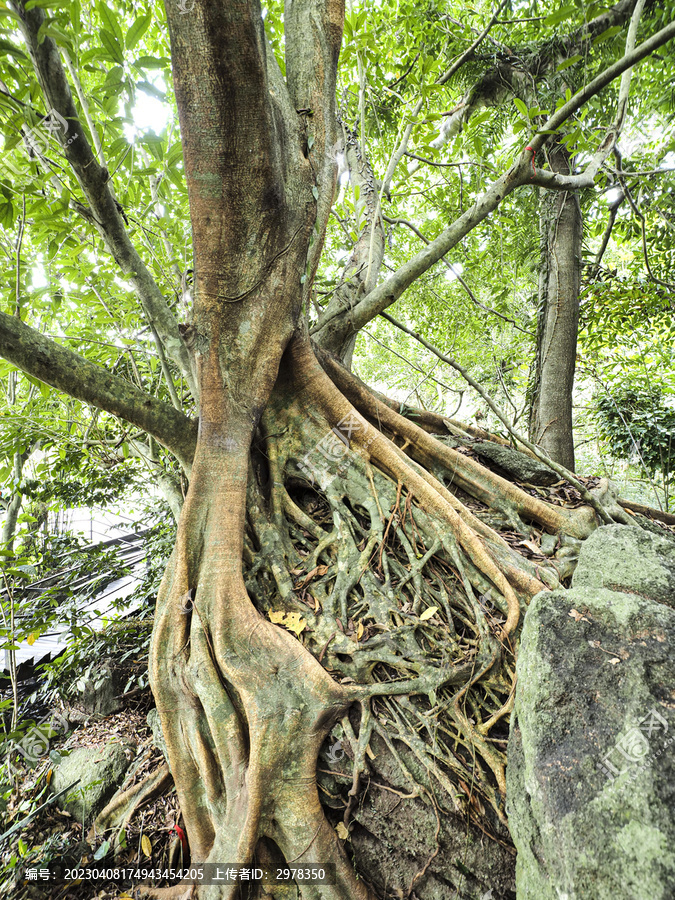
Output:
[
  {"xmin": 423, "ymin": 0, "xmax": 638, "ymax": 164},
  {"xmin": 314, "ymin": 16, "xmax": 675, "ymax": 344},
  {"xmin": 0, "ymin": 311, "xmax": 197, "ymax": 471},
  {"xmin": 528, "ymin": 19, "xmax": 675, "ymax": 157},
  {"xmin": 11, "ymin": 0, "xmax": 198, "ymax": 399},
  {"xmin": 285, "ymin": 0, "xmax": 344, "ymax": 270},
  {"xmin": 383, "ymin": 215, "xmax": 533, "ymax": 334},
  {"xmin": 529, "ymin": 0, "xmax": 647, "ymax": 191},
  {"xmin": 380, "ymin": 0, "xmax": 509, "ymax": 197}
]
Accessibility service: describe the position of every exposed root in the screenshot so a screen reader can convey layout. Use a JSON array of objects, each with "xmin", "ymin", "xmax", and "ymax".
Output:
[
  {"xmin": 90, "ymin": 764, "xmax": 173, "ymax": 841},
  {"xmin": 318, "ymin": 348, "xmax": 598, "ymax": 541},
  {"xmin": 147, "ymin": 330, "xmax": 610, "ymax": 896}
]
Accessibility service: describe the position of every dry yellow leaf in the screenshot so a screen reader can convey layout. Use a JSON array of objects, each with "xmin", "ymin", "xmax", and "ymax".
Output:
[
  {"xmin": 141, "ymin": 834, "xmax": 152, "ymax": 858},
  {"xmin": 419, "ymin": 606, "xmax": 438, "ymax": 621},
  {"xmin": 283, "ymin": 612, "xmax": 307, "ymax": 637},
  {"xmin": 269, "ymin": 610, "xmax": 306, "ymax": 637},
  {"xmin": 356, "ymin": 621, "xmax": 364, "ymax": 640},
  {"xmin": 46, "ymin": 768, "xmax": 52, "ymax": 784},
  {"xmin": 336, "ymin": 822, "xmax": 349, "ymax": 840}
]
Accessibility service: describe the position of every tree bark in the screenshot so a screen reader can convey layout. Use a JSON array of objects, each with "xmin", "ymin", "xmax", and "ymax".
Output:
[
  {"xmin": 1, "ymin": 449, "xmax": 27, "ymax": 552},
  {"xmin": 529, "ymin": 142, "xmax": 582, "ymax": 471}
]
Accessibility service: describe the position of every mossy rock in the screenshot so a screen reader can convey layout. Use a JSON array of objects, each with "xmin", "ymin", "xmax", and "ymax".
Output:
[
  {"xmin": 572, "ymin": 523, "xmax": 675, "ymax": 609},
  {"xmin": 507, "ymin": 579, "xmax": 675, "ymax": 900},
  {"xmin": 51, "ymin": 740, "xmax": 137, "ymax": 824}
]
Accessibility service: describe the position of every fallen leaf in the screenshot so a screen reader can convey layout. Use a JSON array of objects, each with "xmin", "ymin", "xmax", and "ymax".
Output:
[
  {"xmin": 297, "ymin": 565, "xmax": 329, "ymax": 588},
  {"xmin": 336, "ymin": 822, "xmax": 349, "ymax": 840},
  {"xmin": 609, "ymin": 658, "xmax": 621, "ymax": 665},
  {"xmin": 141, "ymin": 834, "xmax": 152, "ymax": 858},
  {"xmin": 284, "ymin": 612, "xmax": 307, "ymax": 637},
  {"xmin": 517, "ymin": 540, "xmax": 541, "ymax": 555},
  {"xmin": 419, "ymin": 606, "xmax": 439, "ymax": 621},
  {"xmin": 356, "ymin": 621, "xmax": 364, "ymax": 640},
  {"xmin": 268, "ymin": 610, "xmax": 307, "ymax": 636},
  {"xmin": 569, "ymin": 609, "xmax": 589, "ymax": 623}
]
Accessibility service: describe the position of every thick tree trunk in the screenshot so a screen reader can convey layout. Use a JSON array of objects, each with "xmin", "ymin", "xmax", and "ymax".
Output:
[{"xmin": 529, "ymin": 142, "xmax": 582, "ymax": 471}]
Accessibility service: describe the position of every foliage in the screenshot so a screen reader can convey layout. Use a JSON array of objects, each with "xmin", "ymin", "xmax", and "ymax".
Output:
[{"xmin": 594, "ymin": 384, "xmax": 675, "ymax": 504}]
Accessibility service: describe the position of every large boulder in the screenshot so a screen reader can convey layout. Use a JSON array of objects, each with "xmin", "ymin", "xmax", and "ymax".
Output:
[
  {"xmin": 573, "ymin": 523, "xmax": 675, "ymax": 608},
  {"xmin": 471, "ymin": 442, "xmax": 558, "ymax": 486},
  {"xmin": 68, "ymin": 660, "xmax": 123, "ymax": 723},
  {"xmin": 507, "ymin": 524, "xmax": 675, "ymax": 900},
  {"xmin": 319, "ymin": 726, "xmax": 517, "ymax": 899},
  {"xmin": 51, "ymin": 739, "xmax": 137, "ymax": 823}
]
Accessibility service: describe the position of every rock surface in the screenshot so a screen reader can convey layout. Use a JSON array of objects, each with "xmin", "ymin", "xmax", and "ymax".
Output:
[
  {"xmin": 146, "ymin": 707, "xmax": 170, "ymax": 769},
  {"xmin": 573, "ymin": 523, "xmax": 675, "ymax": 608},
  {"xmin": 472, "ymin": 441, "xmax": 558, "ymax": 486},
  {"xmin": 51, "ymin": 740, "xmax": 136, "ymax": 823},
  {"xmin": 319, "ymin": 727, "xmax": 516, "ymax": 899},
  {"xmin": 507, "ymin": 524, "xmax": 675, "ymax": 900},
  {"xmin": 68, "ymin": 661, "xmax": 122, "ymax": 723}
]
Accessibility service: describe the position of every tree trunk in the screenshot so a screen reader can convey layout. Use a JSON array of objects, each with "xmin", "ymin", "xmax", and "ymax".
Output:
[
  {"xmin": 139, "ymin": 8, "xmax": 605, "ymax": 894},
  {"xmin": 529, "ymin": 141, "xmax": 582, "ymax": 471},
  {"xmin": 1, "ymin": 450, "xmax": 25, "ymax": 552}
]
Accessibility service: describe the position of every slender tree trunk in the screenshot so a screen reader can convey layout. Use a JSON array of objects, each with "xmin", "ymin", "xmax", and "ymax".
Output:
[
  {"xmin": 1, "ymin": 451, "xmax": 24, "ymax": 552},
  {"xmin": 529, "ymin": 141, "xmax": 582, "ymax": 471}
]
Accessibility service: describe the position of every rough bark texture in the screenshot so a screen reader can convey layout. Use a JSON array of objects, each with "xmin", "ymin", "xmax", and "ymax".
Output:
[{"xmin": 529, "ymin": 142, "xmax": 582, "ymax": 471}]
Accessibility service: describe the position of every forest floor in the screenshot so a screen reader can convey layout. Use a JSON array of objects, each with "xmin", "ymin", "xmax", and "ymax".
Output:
[{"xmin": 7, "ymin": 687, "xmax": 182, "ymax": 900}]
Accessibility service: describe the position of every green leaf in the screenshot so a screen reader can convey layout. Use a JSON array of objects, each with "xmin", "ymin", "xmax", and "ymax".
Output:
[
  {"xmin": 133, "ymin": 56, "xmax": 170, "ymax": 69},
  {"xmin": 137, "ymin": 80, "xmax": 166, "ymax": 101},
  {"xmin": 126, "ymin": 12, "xmax": 152, "ymax": 50},
  {"xmin": 0, "ymin": 40, "xmax": 28, "ymax": 61},
  {"xmin": 593, "ymin": 25, "xmax": 623, "ymax": 45},
  {"xmin": 94, "ymin": 839, "xmax": 110, "ymax": 860},
  {"xmin": 25, "ymin": 0, "xmax": 65, "ymax": 8},
  {"xmin": 544, "ymin": 5, "xmax": 577, "ymax": 27},
  {"xmin": 513, "ymin": 98, "xmax": 528, "ymax": 119},
  {"xmin": 557, "ymin": 54, "xmax": 583, "ymax": 71},
  {"xmin": 98, "ymin": 2, "xmax": 125, "ymax": 48},
  {"xmin": 99, "ymin": 28, "xmax": 124, "ymax": 65}
]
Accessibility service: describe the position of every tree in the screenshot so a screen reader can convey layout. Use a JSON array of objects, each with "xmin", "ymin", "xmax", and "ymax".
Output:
[{"xmin": 1, "ymin": 0, "xmax": 675, "ymax": 896}]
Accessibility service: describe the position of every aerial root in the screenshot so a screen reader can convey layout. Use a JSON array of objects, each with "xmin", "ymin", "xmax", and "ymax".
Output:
[
  {"xmin": 245, "ymin": 337, "xmax": 545, "ymax": 833},
  {"xmin": 317, "ymin": 346, "xmax": 598, "ymax": 540}
]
